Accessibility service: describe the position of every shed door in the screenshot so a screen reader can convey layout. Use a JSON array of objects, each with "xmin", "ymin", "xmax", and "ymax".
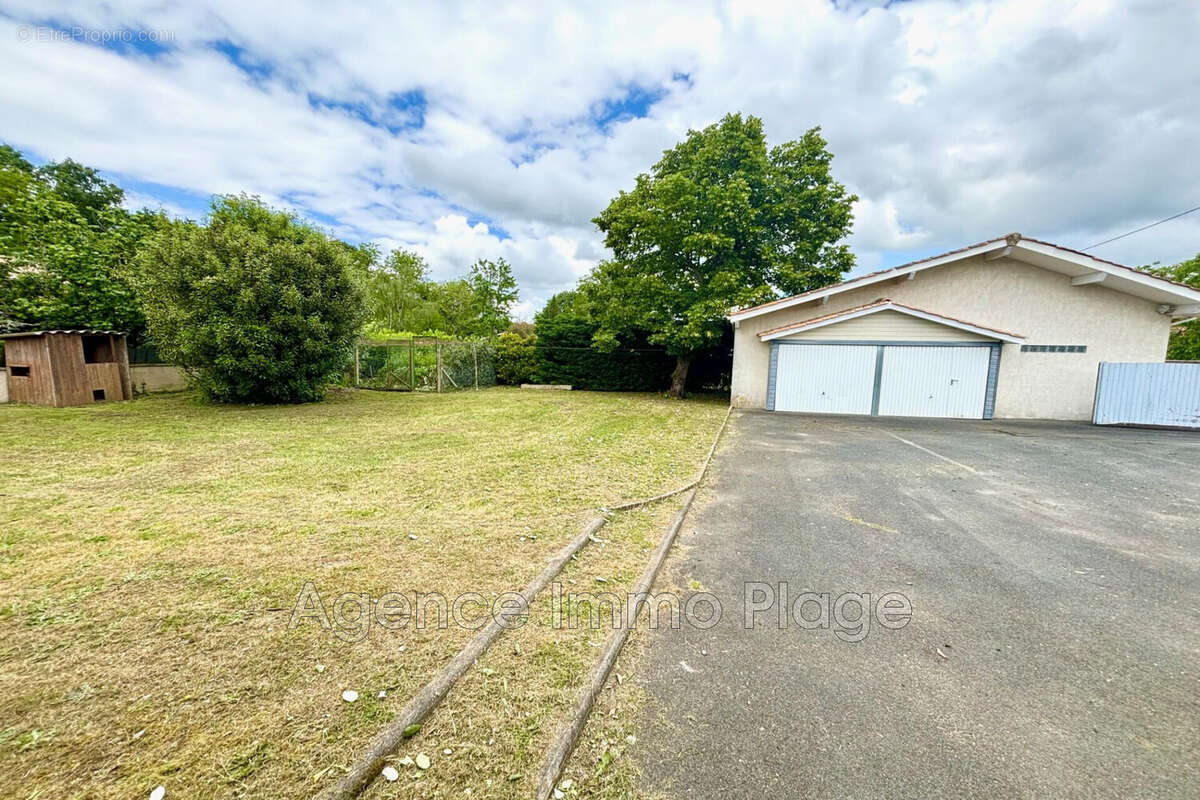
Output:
[
  {"xmin": 876, "ymin": 345, "xmax": 991, "ymax": 418},
  {"xmin": 773, "ymin": 344, "xmax": 877, "ymax": 414}
]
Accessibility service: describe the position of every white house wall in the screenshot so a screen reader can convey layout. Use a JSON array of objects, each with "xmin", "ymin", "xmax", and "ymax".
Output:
[
  {"xmin": 730, "ymin": 256, "xmax": 1172, "ymax": 420},
  {"xmin": 779, "ymin": 309, "xmax": 994, "ymax": 342}
]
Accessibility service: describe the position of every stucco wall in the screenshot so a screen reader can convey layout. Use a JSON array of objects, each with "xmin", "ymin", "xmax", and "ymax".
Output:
[
  {"xmin": 730, "ymin": 256, "xmax": 1172, "ymax": 420},
  {"xmin": 130, "ymin": 364, "xmax": 187, "ymax": 393},
  {"xmin": 0, "ymin": 368, "xmax": 8, "ymax": 404},
  {"xmin": 780, "ymin": 309, "xmax": 993, "ymax": 342}
]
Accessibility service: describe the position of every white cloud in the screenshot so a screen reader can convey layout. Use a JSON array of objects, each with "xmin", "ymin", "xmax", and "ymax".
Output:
[{"xmin": 1, "ymin": 0, "xmax": 1197, "ymax": 312}]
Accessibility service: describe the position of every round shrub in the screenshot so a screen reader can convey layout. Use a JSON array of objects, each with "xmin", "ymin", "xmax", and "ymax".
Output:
[
  {"xmin": 135, "ymin": 195, "xmax": 365, "ymax": 403},
  {"xmin": 494, "ymin": 331, "xmax": 537, "ymax": 385}
]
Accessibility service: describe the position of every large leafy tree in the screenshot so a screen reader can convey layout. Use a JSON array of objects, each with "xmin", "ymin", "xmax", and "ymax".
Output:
[
  {"xmin": 37, "ymin": 158, "xmax": 127, "ymax": 230},
  {"xmin": 589, "ymin": 113, "xmax": 856, "ymax": 396},
  {"xmin": 1151, "ymin": 253, "xmax": 1200, "ymax": 360},
  {"xmin": 134, "ymin": 195, "xmax": 365, "ymax": 403},
  {"xmin": 0, "ymin": 144, "xmax": 160, "ymax": 339}
]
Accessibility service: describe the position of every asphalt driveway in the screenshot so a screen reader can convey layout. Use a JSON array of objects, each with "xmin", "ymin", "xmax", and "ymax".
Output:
[{"xmin": 634, "ymin": 412, "xmax": 1200, "ymax": 799}]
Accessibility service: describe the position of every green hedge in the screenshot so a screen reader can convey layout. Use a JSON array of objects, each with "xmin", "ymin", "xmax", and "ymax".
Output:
[{"xmin": 533, "ymin": 316, "xmax": 673, "ymax": 391}]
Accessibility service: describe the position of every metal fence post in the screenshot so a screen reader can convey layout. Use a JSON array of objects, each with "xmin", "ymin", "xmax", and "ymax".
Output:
[
  {"xmin": 473, "ymin": 342, "xmax": 479, "ymax": 390},
  {"xmin": 354, "ymin": 343, "xmax": 360, "ymax": 387},
  {"xmin": 436, "ymin": 340, "xmax": 443, "ymax": 393},
  {"xmin": 409, "ymin": 338, "xmax": 415, "ymax": 390}
]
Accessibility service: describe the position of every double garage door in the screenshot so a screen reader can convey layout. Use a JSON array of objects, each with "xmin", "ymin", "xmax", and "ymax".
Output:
[{"xmin": 769, "ymin": 343, "xmax": 999, "ymax": 419}]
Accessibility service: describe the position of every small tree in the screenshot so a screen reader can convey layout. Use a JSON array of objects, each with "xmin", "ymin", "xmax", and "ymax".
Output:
[
  {"xmin": 1151, "ymin": 254, "xmax": 1200, "ymax": 360},
  {"xmin": 366, "ymin": 248, "xmax": 433, "ymax": 332},
  {"xmin": 429, "ymin": 279, "xmax": 479, "ymax": 336},
  {"xmin": 135, "ymin": 195, "xmax": 365, "ymax": 403},
  {"xmin": 468, "ymin": 257, "xmax": 519, "ymax": 335},
  {"xmin": 589, "ymin": 114, "xmax": 856, "ymax": 396}
]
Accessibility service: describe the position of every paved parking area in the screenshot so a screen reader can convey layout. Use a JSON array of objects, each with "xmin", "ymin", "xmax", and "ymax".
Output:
[{"xmin": 634, "ymin": 412, "xmax": 1200, "ymax": 799}]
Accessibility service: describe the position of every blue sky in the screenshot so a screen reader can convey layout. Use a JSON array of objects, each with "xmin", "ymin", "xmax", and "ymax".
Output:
[{"xmin": 2, "ymin": 0, "xmax": 1198, "ymax": 316}]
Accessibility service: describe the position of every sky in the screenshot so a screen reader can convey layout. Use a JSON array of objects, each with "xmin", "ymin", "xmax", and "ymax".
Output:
[{"xmin": 1, "ymin": 0, "xmax": 1198, "ymax": 319}]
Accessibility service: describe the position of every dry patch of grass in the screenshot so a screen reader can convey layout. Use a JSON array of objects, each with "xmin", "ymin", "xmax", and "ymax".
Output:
[
  {"xmin": 354, "ymin": 505, "xmax": 675, "ymax": 800},
  {"xmin": 357, "ymin": 486, "xmax": 729, "ymax": 800},
  {"xmin": 553, "ymin": 483, "xmax": 727, "ymax": 800},
  {"xmin": 0, "ymin": 388, "xmax": 725, "ymax": 800}
]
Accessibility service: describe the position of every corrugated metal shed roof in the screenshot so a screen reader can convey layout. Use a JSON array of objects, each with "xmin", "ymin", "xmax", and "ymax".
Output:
[{"xmin": 0, "ymin": 329, "xmax": 126, "ymax": 339}]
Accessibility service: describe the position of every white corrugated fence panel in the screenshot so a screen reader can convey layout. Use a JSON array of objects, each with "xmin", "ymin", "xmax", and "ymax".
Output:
[
  {"xmin": 774, "ymin": 344, "xmax": 876, "ymax": 414},
  {"xmin": 1093, "ymin": 362, "xmax": 1200, "ymax": 428},
  {"xmin": 877, "ymin": 346, "xmax": 991, "ymax": 418}
]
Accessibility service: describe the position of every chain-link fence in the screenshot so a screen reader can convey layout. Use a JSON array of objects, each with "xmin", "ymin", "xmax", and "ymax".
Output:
[{"xmin": 353, "ymin": 338, "xmax": 496, "ymax": 392}]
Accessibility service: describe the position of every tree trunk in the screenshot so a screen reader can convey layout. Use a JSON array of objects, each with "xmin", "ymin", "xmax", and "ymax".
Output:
[{"xmin": 669, "ymin": 354, "xmax": 693, "ymax": 399}]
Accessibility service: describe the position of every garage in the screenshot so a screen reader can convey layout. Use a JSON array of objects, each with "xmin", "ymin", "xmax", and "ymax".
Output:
[
  {"xmin": 769, "ymin": 342, "xmax": 999, "ymax": 418},
  {"xmin": 727, "ymin": 234, "xmax": 1200, "ymax": 420},
  {"xmin": 759, "ymin": 299, "xmax": 1019, "ymax": 419}
]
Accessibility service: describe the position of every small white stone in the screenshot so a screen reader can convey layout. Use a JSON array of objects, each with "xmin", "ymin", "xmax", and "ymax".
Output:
[
  {"xmin": 378, "ymin": 691, "xmax": 387, "ymax": 699},
  {"xmin": 443, "ymin": 748, "xmax": 452, "ymax": 755},
  {"xmin": 342, "ymin": 690, "xmax": 358, "ymax": 702},
  {"xmin": 625, "ymin": 734, "xmax": 637, "ymax": 745},
  {"xmin": 415, "ymin": 753, "xmax": 431, "ymax": 769},
  {"xmin": 149, "ymin": 787, "xmax": 165, "ymax": 800},
  {"xmin": 398, "ymin": 756, "xmax": 414, "ymax": 767},
  {"xmin": 315, "ymin": 664, "xmax": 325, "ymax": 673},
  {"xmin": 381, "ymin": 766, "xmax": 399, "ymax": 782}
]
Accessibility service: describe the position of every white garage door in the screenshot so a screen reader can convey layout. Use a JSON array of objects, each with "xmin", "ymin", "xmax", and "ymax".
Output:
[
  {"xmin": 773, "ymin": 344, "xmax": 878, "ymax": 414},
  {"xmin": 770, "ymin": 343, "xmax": 995, "ymax": 419},
  {"xmin": 877, "ymin": 345, "xmax": 991, "ymax": 418}
]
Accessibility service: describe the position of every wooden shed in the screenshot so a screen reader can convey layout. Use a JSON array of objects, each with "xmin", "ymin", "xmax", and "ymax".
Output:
[{"xmin": 1, "ymin": 330, "xmax": 132, "ymax": 406}]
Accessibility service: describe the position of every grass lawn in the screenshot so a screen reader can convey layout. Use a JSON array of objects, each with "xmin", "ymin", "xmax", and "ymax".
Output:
[{"xmin": 0, "ymin": 388, "xmax": 725, "ymax": 800}]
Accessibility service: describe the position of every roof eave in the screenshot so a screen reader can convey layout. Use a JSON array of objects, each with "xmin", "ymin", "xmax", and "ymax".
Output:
[
  {"xmin": 728, "ymin": 238, "xmax": 1007, "ymax": 322},
  {"xmin": 757, "ymin": 301, "xmax": 1026, "ymax": 344},
  {"xmin": 729, "ymin": 237, "xmax": 1200, "ymax": 323}
]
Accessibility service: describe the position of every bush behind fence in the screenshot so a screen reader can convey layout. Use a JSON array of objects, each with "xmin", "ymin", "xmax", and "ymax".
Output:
[{"xmin": 353, "ymin": 338, "xmax": 497, "ymax": 392}]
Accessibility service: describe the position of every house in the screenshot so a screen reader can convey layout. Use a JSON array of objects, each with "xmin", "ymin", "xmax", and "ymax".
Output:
[
  {"xmin": 0, "ymin": 329, "xmax": 133, "ymax": 406},
  {"xmin": 728, "ymin": 234, "xmax": 1200, "ymax": 421}
]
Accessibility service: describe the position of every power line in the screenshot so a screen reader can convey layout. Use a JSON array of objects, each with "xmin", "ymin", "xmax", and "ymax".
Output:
[{"xmin": 1082, "ymin": 204, "xmax": 1200, "ymax": 250}]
